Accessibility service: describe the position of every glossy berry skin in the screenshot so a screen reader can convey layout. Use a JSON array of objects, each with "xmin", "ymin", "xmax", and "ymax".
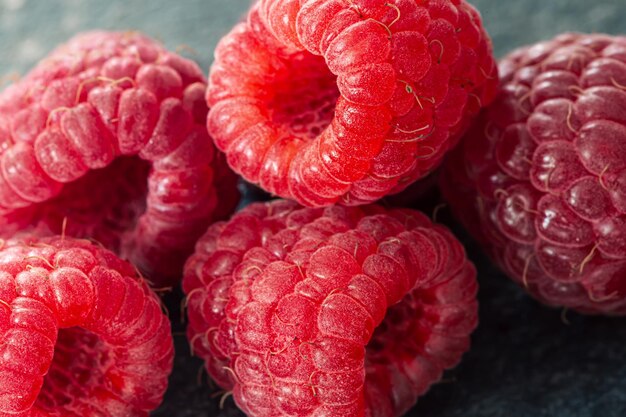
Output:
[
  {"xmin": 184, "ymin": 200, "xmax": 478, "ymax": 417},
  {"xmin": 0, "ymin": 31, "xmax": 239, "ymax": 286},
  {"xmin": 207, "ymin": 0, "xmax": 497, "ymax": 207},
  {"xmin": 441, "ymin": 33, "xmax": 626, "ymax": 315},
  {"xmin": 0, "ymin": 235, "xmax": 173, "ymax": 416}
]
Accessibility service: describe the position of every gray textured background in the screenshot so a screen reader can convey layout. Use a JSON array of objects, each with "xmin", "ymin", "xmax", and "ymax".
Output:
[
  {"xmin": 2, "ymin": 0, "xmax": 626, "ymax": 74},
  {"xmin": 1, "ymin": 1, "xmax": 625, "ymax": 416}
]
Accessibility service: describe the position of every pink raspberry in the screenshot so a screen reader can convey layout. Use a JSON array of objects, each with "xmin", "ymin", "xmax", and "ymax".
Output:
[
  {"xmin": 184, "ymin": 199, "xmax": 478, "ymax": 417},
  {"xmin": 0, "ymin": 235, "xmax": 173, "ymax": 416},
  {"xmin": 0, "ymin": 31, "xmax": 239, "ymax": 286},
  {"xmin": 441, "ymin": 33, "xmax": 626, "ymax": 315},
  {"xmin": 207, "ymin": 0, "xmax": 498, "ymax": 207}
]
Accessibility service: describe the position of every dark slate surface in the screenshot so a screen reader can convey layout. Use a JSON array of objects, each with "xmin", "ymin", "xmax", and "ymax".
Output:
[{"xmin": 1, "ymin": 1, "xmax": 625, "ymax": 416}]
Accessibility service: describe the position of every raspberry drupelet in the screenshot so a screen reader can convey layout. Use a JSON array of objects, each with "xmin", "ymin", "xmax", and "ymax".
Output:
[
  {"xmin": 0, "ymin": 236, "xmax": 173, "ymax": 416},
  {"xmin": 184, "ymin": 199, "xmax": 478, "ymax": 417},
  {"xmin": 441, "ymin": 33, "xmax": 626, "ymax": 315},
  {"xmin": 0, "ymin": 31, "xmax": 239, "ymax": 287},
  {"xmin": 207, "ymin": 0, "xmax": 498, "ymax": 207}
]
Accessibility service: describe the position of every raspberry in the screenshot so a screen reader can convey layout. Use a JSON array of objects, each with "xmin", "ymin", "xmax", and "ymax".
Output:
[
  {"xmin": 441, "ymin": 33, "xmax": 626, "ymax": 315},
  {"xmin": 184, "ymin": 200, "xmax": 478, "ymax": 417},
  {"xmin": 0, "ymin": 235, "xmax": 173, "ymax": 416},
  {"xmin": 207, "ymin": 0, "xmax": 498, "ymax": 207},
  {"xmin": 0, "ymin": 31, "xmax": 239, "ymax": 286}
]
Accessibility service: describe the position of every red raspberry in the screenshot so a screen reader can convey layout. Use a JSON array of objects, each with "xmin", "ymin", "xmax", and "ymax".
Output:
[
  {"xmin": 441, "ymin": 33, "xmax": 626, "ymax": 315},
  {"xmin": 0, "ymin": 235, "xmax": 173, "ymax": 416},
  {"xmin": 207, "ymin": 0, "xmax": 498, "ymax": 207},
  {"xmin": 0, "ymin": 31, "xmax": 239, "ymax": 286},
  {"xmin": 184, "ymin": 200, "xmax": 478, "ymax": 417}
]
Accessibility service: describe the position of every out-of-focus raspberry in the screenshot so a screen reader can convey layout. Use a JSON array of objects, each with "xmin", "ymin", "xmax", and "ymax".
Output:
[
  {"xmin": 0, "ymin": 31, "xmax": 239, "ymax": 287},
  {"xmin": 441, "ymin": 33, "xmax": 626, "ymax": 315},
  {"xmin": 184, "ymin": 199, "xmax": 478, "ymax": 417}
]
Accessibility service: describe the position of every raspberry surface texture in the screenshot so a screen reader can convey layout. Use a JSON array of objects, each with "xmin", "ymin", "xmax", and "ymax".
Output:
[
  {"xmin": 207, "ymin": 0, "xmax": 498, "ymax": 207},
  {"xmin": 0, "ymin": 235, "xmax": 174, "ymax": 416},
  {"xmin": 0, "ymin": 31, "xmax": 239, "ymax": 286},
  {"xmin": 184, "ymin": 200, "xmax": 478, "ymax": 417},
  {"xmin": 441, "ymin": 33, "xmax": 626, "ymax": 315}
]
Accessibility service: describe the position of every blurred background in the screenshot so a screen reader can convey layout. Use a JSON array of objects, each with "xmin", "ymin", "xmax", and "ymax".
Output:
[
  {"xmin": 1, "ymin": 1, "xmax": 625, "ymax": 416},
  {"xmin": 2, "ymin": 0, "xmax": 626, "ymax": 73}
]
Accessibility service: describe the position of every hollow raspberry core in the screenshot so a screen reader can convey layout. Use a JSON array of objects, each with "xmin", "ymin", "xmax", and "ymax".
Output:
[
  {"xmin": 269, "ymin": 53, "xmax": 339, "ymax": 140},
  {"xmin": 367, "ymin": 293, "xmax": 424, "ymax": 359},
  {"xmin": 29, "ymin": 156, "xmax": 150, "ymax": 251},
  {"xmin": 36, "ymin": 328, "xmax": 113, "ymax": 412},
  {"xmin": 362, "ymin": 262, "xmax": 476, "ymax": 415}
]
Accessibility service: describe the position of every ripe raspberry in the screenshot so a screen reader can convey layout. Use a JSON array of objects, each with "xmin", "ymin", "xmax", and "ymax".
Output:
[
  {"xmin": 0, "ymin": 235, "xmax": 173, "ymax": 416},
  {"xmin": 184, "ymin": 200, "xmax": 478, "ymax": 417},
  {"xmin": 441, "ymin": 33, "xmax": 626, "ymax": 315},
  {"xmin": 0, "ymin": 31, "xmax": 239, "ymax": 286},
  {"xmin": 207, "ymin": 0, "xmax": 498, "ymax": 207}
]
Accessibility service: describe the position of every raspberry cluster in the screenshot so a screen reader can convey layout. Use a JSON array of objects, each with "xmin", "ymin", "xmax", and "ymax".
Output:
[
  {"xmin": 0, "ymin": 2, "xmax": 503, "ymax": 416},
  {"xmin": 0, "ymin": 31, "xmax": 239, "ymax": 286},
  {"xmin": 184, "ymin": 200, "xmax": 478, "ymax": 417},
  {"xmin": 441, "ymin": 33, "xmax": 626, "ymax": 314},
  {"xmin": 4, "ymin": 1, "xmax": 626, "ymax": 416},
  {"xmin": 0, "ymin": 236, "xmax": 173, "ymax": 416},
  {"xmin": 208, "ymin": 0, "xmax": 497, "ymax": 206}
]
